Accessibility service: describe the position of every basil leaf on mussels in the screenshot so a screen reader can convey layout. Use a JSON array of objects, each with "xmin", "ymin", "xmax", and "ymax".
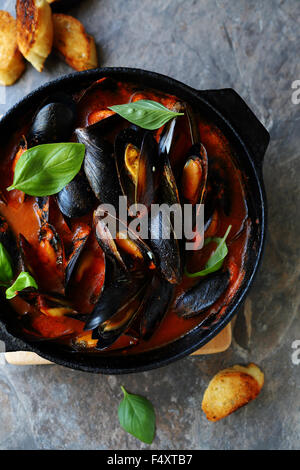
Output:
[
  {"xmin": 6, "ymin": 272, "xmax": 38, "ymax": 300},
  {"xmin": 7, "ymin": 143, "xmax": 85, "ymax": 196},
  {"xmin": 185, "ymin": 225, "xmax": 232, "ymax": 278},
  {"xmin": 118, "ymin": 386, "xmax": 156, "ymax": 444},
  {"xmin": 0, "ymin": 243, "xmax": 13, "ymax": 286},
  {"xmin": 108, "ymin": 100, "xmax": 184, "ymax": 130}
]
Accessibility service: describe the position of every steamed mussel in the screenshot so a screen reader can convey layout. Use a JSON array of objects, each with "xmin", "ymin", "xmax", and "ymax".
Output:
[
  {"xmin": 76, "ymin": 118, "xmax": 121, "ymax": 208},
  {"xmin": 115, "ymin": 127, "xmax": 160, "ymax": 213},
  {"xmin": 57, "ymin": 172, "xmax": 96, "ymax": 218},
  {"xmin": 26, "ymin": 93, "xmax": 76, "ymax": 148},
  {"xmin": 0, "ymin": 79, "xmax": 249, "ymax": 354}
]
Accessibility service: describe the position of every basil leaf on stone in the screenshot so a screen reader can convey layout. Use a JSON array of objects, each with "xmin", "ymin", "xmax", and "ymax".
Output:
[
  {"xmin": 6, "ymin": 272, "xmax": 38, "ymax": 300},
  {"xmin": 0, "ymin": 243, "xmax": 13, "ymax": 286},
  {"xmin": 108, "ymin": 100, "xmax": 184, "ymax": 130},
  {"xmin": 7, "ymin": 143, "xmax": 85, "ymax": 196},
  {"xmin": 118, "ymin": 386, "xmax": 156, "ymax": 444},
  {"xmin": 185, "ymin": 225, "xmax": 232, "ymax": 278}
]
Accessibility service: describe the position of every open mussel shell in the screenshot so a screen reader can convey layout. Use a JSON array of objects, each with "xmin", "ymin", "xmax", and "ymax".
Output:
[
  {"xmin": 175, "ymin": 270, "xmax": 230, "ymax": 319},
  {"xmin": 94, "ymin": 284, "xmax": 146, "ymax": 351},
  {"xmin": 76, "ymin": 120, "xmax": 121, "ymax": 207},
  {"xmin": 160, "ymin": 153, "xmax": 180, "ymax": 206},
  {"xmin": 181, "ymin": 103, "xmax": 208, "ymax": 207},
  {"xmin": 135, "ymin": 132, "xmax": 160, "ymax": 211},
  {"xmin": 115, "ymin": 229, "xmax": 156, "ymax": 271},
  {"xmin": 181, "ymin": 143, "xmax": 208, "ymax": 206},
  {"xmin": 27, "ymin": 94, "xmax": 76, "ymax": 147},
  {"xmin": 140, "ymin": 276, "xmax": 174, "ymax": 340},
  {"xmin": 83, "ymin": 260, "xmax": 146, "ymax": 332},
  {"xmin": 65, "ymin": 223, "xmax": 91, "ymax": 286},
  {"xmin": 115, "ymin": 127, "xmax": 144, "ymax": 207},
  {"xmin": 37, "ymin": 293, "xmax": 78, "ymax": 318},
  {"xmin": 57, "ymin": 172, "xmax": 97, "ymax": 218},
  {"xmin": 158, "ymin": 119, "xmax": 181, "ymax": 207},
  {"xmin": 94, "ymin": 205, "xmax": 156, "ymax": 271},
  {"xmin": 115, "ymin": 128, "xmax": 159, "ymax": 212},
  {"xmin": 149, "ymin": 209, "xmax": 182, "ymax": 285},
  {"xmin": 93, "ymin": 211, "xmax": 127, "ymax": 271}
]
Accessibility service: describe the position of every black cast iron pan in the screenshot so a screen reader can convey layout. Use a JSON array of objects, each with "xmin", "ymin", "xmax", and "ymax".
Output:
[{"xmin": 0, "ymin": 68, "xmax": 269, "ymax": 374}]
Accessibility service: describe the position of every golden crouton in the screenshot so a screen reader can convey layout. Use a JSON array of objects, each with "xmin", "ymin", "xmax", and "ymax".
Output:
[
  {"xmin": 202, "ymin": 363, "xmax": 264, "ymax": 422},
  {"xmin": 52, "ymin": 13, "xmax": 98, "ymax": 71},
  {"xmin": 0, "ymin": 11, "xmax": 25, "ymax": 86},
  {"xmin": 16, "ymin": 0, "xmax": 53, "ymax": 72}
]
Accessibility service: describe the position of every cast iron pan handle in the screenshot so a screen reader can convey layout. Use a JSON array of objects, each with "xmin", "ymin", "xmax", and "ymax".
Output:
[{"xmin": 198, "ymin": 88, "xmax": 270, "ymax": 167}]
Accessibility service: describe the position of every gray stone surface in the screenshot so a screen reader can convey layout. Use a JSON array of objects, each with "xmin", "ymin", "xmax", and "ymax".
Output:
[{"xmin": 0, "ymin": 0, "xmax": 299, "ymax": 450}]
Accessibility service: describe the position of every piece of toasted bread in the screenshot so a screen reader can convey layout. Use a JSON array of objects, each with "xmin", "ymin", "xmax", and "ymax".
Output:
[
  {"xmin": 202, "ymin": 363, "xmax": 264, "ymax": 422},
  {"xmin": 53, "ymin": 13, "xmax": 98, "ymax": 71},
  {"xmin": 0, "ymin": 11, "xmax": 25, "ymax": 86},
  {"xmin": 16, "ymin": 0, "xmax": 53, "ymax": 72}
]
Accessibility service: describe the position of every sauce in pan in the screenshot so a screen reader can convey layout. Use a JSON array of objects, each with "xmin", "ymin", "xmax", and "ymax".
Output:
[{"xmin": 0, "ymin": 79, "xmax": 250, "ymax": 354}]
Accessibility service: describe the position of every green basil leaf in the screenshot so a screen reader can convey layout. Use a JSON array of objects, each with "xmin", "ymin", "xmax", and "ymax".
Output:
[
  {"xmin": 118, "ymin": 386, "xmax": 156, "ymax": 444},
  {"xmin": 0, "ymin": 243, "xmax": 13, "ymax": 286},
  {"xmin": 185, "ymin": 225, "xmax": 232, "ymax": 278},
  {"xmin": 7, "ymin": 143, "xmax": 85, "ymax": 196},
  {"xmin": 108, "ymin": 100, "xmax": 184, "ymax": 130},
  {"xmin": 6, "ymin": 272, "xmax": 38, "ymax": 300}
]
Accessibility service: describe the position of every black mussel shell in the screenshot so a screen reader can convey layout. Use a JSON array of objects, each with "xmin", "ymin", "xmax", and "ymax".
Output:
[
  {"xmin": 136, "ymin": 132, "xmax": 160, "ymax": 211},
  {"xmin": 27, "ymin": 96, "xmax": 76, "ymax": 147},
  {"xmin": 36, "ymin": 293, "xmax": 78, "ymax": 318},
  {"xmin": 76, "ymin": 124, "xmax": 121, "ymax": 207},
  {"xmin": 84, "ymin": 262, "xmax": 144, "ymax": 331},
  {"xmin": 181, "ymin": 103, "xmax": 208, "ymax": 206},
  {"xmin": 149, "ymin": 209, "xmax": 182, "ymax": 285},
  {"xmin": 182, "ymin": 143, "xmax": 208, "ymax": 206},
  {"xmin": 65, "ymin": 223, "xmax": 91, "ymax": 286},
  {"xmin": 115, "ymin": 127, "xmax": 160, "ymax": 212},
  {"xmin": 160, "ymin": 152, "xmax": 180, "ymax": 207},
  {"xmin": 175, "ymin": 270, "xmax": 230, "ymax": 319},
  {"xmin": 115, "ymin": 127, "xmax": 145, "ymax": 207},
  {"xmin": 57, "ymin": 172, "xmax": 96, "ymax": 218},
  {"xmin": 93, "ymin": 211, "xmax": 127, "ymax": 271},
  {"xmin": 94, "ymin": 285, "xmax": 146, "ymax": 351},
  {"xmin": 94, "ymin": 205, "xmax": 156, "ymax": 271},
  {"xmin": 140, "ymin": 276, "xmax": 174, "ymax": 340}
]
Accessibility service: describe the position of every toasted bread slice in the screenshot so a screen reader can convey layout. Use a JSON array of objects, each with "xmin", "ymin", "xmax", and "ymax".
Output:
[
  {"xmin": 202, "ymin": 363, "xmax": 264, "ymax": 422},
  {"xmin": 0, "ymin": 11, "xmax": 25, "ymax": 85},
  {"xmin": 53, "ymin": 13, "xmax": 98, "ymax": 71},
  {"xmin": 16, "ymin": 0, "xmax": 53, "ymax": 72}
]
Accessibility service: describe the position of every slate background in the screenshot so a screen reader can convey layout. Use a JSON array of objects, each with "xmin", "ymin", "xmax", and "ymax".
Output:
[{"xmin": 0, "ymin": 0, "xmax": 299, "ymax": 450}]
